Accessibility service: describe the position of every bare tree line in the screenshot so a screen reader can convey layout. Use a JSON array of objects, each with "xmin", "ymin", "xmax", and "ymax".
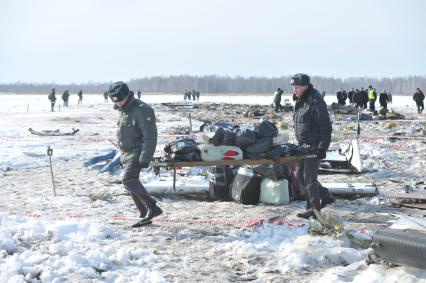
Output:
[{"xmin": 0, "ymin": 75, "xmax": 425, "ymax": 94}]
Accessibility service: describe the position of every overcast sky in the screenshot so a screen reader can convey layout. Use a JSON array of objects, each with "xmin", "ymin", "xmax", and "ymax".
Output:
[{"xmin": 0, "ymin": 0, "xmax": 425, "ymax": 83}]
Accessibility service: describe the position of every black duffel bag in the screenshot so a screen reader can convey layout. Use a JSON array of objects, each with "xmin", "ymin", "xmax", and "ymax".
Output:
[
  {"xmin": 164, "ymin": 138, "xmax": 198, "ymax": 154},
  {"xmin": 234, "ymin": 128, "xmax": 257, "ymax": 148},
  {"xmin": 203, "ymin": 125, "xmax": 236, "ymax": 146},
  {"xmin": 254, "ymin": 120, "xmax": 278, "ymax": 139}
]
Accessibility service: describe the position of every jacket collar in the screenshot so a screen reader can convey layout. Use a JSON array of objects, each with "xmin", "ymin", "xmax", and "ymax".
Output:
[{"xmin": 120, "ymin": 95, "xmax": 137, "ymax": 113}]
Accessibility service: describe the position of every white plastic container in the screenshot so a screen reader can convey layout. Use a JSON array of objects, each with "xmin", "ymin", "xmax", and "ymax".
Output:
[
  {"xmin": 198, "ymin": 144, "xmax": 243, "ymax": 161},
  {"xmin": 260, "ymin": 178, "xmax": 290, "ymax": 205}
]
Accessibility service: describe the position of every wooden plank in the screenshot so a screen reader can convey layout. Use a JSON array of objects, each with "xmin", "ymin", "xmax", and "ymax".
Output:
[
  {"xmin": 152, "ymin": 154, "xmax": 317, "ymax": 168},
  {"xmin": 391, "ymin": 199, "xmax": 426, "ymax": 210},
  {"xmin": 386, "ymin": 191, "xmax": 426, "ymax": 200}
]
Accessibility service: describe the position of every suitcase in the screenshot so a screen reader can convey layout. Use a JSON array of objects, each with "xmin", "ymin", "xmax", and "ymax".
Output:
[
  {"xmin": 260, "ymin": 178, "xmax": 290, "ymax": 205},
  {"xmin": 231, "ymin": 167, "xmax": 262, "ymax": 205},
  {"xmin": 208, "ymin": 166, "xmax": 237, "ymax": 201},
  {"xmin": 199, "ymin": 144, "xmax": 243, "ymax": 161}
]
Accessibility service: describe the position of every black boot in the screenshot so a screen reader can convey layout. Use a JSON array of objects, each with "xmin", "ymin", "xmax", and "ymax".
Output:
[
  {"xmin": 320, "ymin": 194, "xmax": 336, "ymax": 209},
  {"xmin": 297, "ymin": 209, "xmax": 315, "ymax": 220},
  {"xmin": 132, "ymin": 204, "xmax": 163, "ymax": 228},
  {"xmin": 131, "ymin": 219, "xmax": 152, "ymax": 228},
  {"xmin": 143, "ymin": 204, "xmax": 163, "ymax": 222}
]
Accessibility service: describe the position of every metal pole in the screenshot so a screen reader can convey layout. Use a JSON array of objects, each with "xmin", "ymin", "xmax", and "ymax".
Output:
[
  {"xmin": 188, "ymin": 113, "xmax": 192, "ymax": 134},
  {"xmin": 356, "ymin": 112, "xmax": 361, "ymax": 139},
  {"xmin": 47, "ymin": 146, "xmax": 56, "ymax": 196},
  {"xmin": 173, "ymin": 168, "xmax": 177, "ymax": 191}
]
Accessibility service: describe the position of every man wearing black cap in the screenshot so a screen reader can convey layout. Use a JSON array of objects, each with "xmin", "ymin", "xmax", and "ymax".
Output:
[
  {"xmin": 107, "ymin": 81, "xmax": 163, "ymax": 227},
  {"xmin": 291, "ymin": 73, "xmax": 334, "ymax": 219}
]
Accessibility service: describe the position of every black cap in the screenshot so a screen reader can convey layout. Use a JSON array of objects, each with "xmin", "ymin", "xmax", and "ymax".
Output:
[
  {"xmin": 290, "ymin": 73, "xmax": 310, "ymax": 86},
  {"xmin": 107, "ymin": 82, "xmax": 130, "ymax": 102}
]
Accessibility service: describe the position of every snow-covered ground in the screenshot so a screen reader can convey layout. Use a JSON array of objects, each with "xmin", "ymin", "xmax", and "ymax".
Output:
[{"xmin": 0, "ymin": 93, "xmax": 425, "ymax": 282}]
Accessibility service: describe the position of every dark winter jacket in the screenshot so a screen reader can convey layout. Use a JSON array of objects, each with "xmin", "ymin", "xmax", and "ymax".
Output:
[
  {"xmin": 360, "ymin": 90, "xmax": 369, "ymax": 105},
  {"xmin": 379, "ymin": 92, "xmax": 388, "ymax": 105},
  {"xmin": 336, "ymin": 91, "xmax": 345, "ymax": 104},
  {"xmin": 116, "ymin": 95, "xmax": 157, "ymax": 165},
  {"xmin": 348, "ymin": 90, "xmax": 355, "ymax": 103},
  {"xmin": 293, "ymin": 84, "xmax": 332, "ymax": 151},
  {"xmin": 413, "ymin": 90, "xmax": 425, "ymax": 104},
  {"xmin": 48, "ymin": 92, "xmax": 56, "ymax": 102}
]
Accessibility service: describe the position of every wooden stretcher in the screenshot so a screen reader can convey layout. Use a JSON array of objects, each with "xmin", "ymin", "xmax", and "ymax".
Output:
[{"xmin": 151, "ymin": 154, "xmax": 317, "ymax": 190}]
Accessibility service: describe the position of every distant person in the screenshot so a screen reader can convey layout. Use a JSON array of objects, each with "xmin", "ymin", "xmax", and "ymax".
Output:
[
  {"xmin": 62, "ymin": 90, "xmax": 70, "ymax": 107},
  {"xmin": 290, "ymin": 73, "xmax": 334, "ymax": 220},
  {"xmin": 107, "ymin": 81, "xmax": 162, "ymax": 227},
  {"xmin": 48, "ymin": 88, "xmax": 56, "ymax": 112},
  {"xmin": 360, "ymin": 87, "xmax": 369, "ymax": 109},
  {"xmin": 342, "ymin": 90, "xmax": 348, "ymax": 104},
  {"xmin": 336, "ymin": 89, "xmax": 346, "ymax": 105},
  {"xmin": 387, "ymin": 92, "xmax": 393, "ymax": 105},
  {"xmin": 353, "ymin": 89, "xmax": 361, "ymax": 108},
  {"xmin": 321, "ymin": 91, "xmax": 326, "ymax": 98},
  {"xmin": 273, "ymin": 88, "xmax": 283, "ymax": 112},
  {"xmin": 413, "ymin": 88, "xmax": 425, "ymax": 114},
  {"xmin": 192, "ymin": 90, "xmax": 196, "ymax": 101},
  {"xmin": 183, "ymin": 90, "xmax": 188, "ymax": 101},
  {"xmin": 78, "ymin": 89, "xmax": 83, "ymax": 104},
  {"xmin": 379, "ymin": 90, "xmax": 389, "ymax": 110},
  {"xmin": 196, "ymin": 91, "xmax": 200, "ymax": 101},
  {"xmin": 347, "ymin": 88, "xmax": 355, "ymax": 105},
  {"xmin": 368, "ymin": 85, "xmax": 377, "ymax": 112},
  {"xmin": 103, "ymin": 91, "xmax": 109, "ymax": 103},
  {"xmin": 137, "ymin": 90, "xmax": 142, "ymax": 99}
]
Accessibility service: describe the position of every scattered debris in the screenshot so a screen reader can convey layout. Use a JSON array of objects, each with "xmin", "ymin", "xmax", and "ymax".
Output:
[{"xmin": 28, "ymin": 128, "xmax": 80, "ymax": 136}]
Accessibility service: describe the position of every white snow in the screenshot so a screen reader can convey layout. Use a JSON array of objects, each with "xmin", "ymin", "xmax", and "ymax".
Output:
[{"xmin": 0, "ymin": 93, "xmax": 425, "ymax": 282}]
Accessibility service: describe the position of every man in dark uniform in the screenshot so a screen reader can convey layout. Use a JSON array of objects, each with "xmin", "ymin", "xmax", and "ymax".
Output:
[
  {"xmin": 336, "ymin": 89, "xmax": 345, "ymax": 105},
  {"xmin": 78, "ymin": 89, "xmax": 83, "ymax": 104},
  {"xmin": 196, "ymin": 91, "xmax": 200, "ymax": 101},
  {"xmin": 348, "ymin": 88, "xmax": 355, "ymax": 105},
  {"xmin": 273, "ymin": 88, "xmax": 283, "ymax": 112},
  {"xmin": 353, "ymin": 89, "xmax": 361, "ymax": 108},
  {"xmin": 413, "ymin": 88, "xmax": 425, "ymax": 114},
  {"xmin": 137, "ymin": 90, "xmax": 142, "ymax": 99},
  {"xmin": 107, "ymin": 82, "xmax": 162, "ymax": 227},
  {"xmin": 360, "ymin": 87, "xmax": 368, "ymax": 109},
  {"xmin": 48, "ymin": 88, "xmax": 56, "ymax": 112},
  {"xmin": 103, "ymin": 91, "xmax": 109, "ymax": 103},
  {"xmin": 379, "ymin": 90, "xmax": 389, "ymax": 110},
  {"xmin": 291, "ymin": 73, "xmax": 334, "ymax": 219},
  {"xmin": 62, "ymin": 90, "xmax": 70, "ymax": 107}
]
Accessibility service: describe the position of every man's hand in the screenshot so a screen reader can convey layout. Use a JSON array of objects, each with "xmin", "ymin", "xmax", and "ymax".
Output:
[{"xmin": 316, "ymin": 149, "xmax": 327, "ymax": 160}]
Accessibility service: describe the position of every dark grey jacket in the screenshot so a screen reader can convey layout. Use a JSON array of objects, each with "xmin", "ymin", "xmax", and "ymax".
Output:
[
  {"xmin": 117, "ymin": 96, "xmax": 157, "ymax": 165},
  {"xmin": 293, "ymin": 84, "xmax": 332, "ymax": 151}
]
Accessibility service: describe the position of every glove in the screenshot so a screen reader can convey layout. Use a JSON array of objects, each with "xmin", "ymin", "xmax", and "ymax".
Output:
[
  {"xmin": 316, "ymin": 149, "xmax": 327, "ymax": 160},
  {"xmin": 139, "ymin": 162, "xmax": 150, "ymax": 169}
]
